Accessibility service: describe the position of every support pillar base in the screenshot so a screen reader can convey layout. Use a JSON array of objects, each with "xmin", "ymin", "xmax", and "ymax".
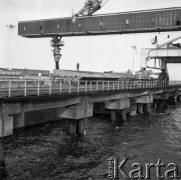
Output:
[
  {"xmin": 110, "ymin": 110, "xmax": 116, "ymax": 121},
  {"xmin": 76, "ymin": 119, "xmax": 85, "ymax": 135},
  {"xmin": 65, "ymin": 119, "xmax": 85, "ymax": 136},
  {"xmin": 137, "ymin": 104, "xmax": 143, "ymax": 114},
  {"xmin": 0, "ymin": 140, "xmax": 5, "ymax": 179},
  {"xmin": 146, "ymin": 103, "xmax": 151, "ymax": 114},
  {"xmin": 66, "ymin": 119, "xmax": 76, "ymax": 136},
  {"xmin": 121, "ymin": 109, "xmax": 127, "ymax": 121}
]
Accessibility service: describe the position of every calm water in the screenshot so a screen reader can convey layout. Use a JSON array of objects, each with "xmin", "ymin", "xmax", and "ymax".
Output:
[{"xmin": 3, "ymin": 105, "xmax": 181, "ymax": 180}]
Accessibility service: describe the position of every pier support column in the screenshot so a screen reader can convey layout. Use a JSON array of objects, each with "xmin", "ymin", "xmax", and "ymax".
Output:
[
  {"xmin": 174, "ymin": 96, "xmax": 177, "ymax": 105},
  {"xmin": 66, "ymin": 119, "xmax": 85, "ymax": 136},
  {"xmin": 121, "ymin": 109, "xmax": 127, "ymax": 121},
  {"xmin": 66, "ymin": 119, "xmax": 76, "ymax": 136},
  {"xmin": 0, "ymin": 140, "xmax": 5, "ymax": 179},
  {"xmin": 110, "ymin": 110, "xmax": 116, "ymax": 121},
  {"xmin": 76, "ymin": 119, "xmax": 85, "ymax": 135},
  {"xmin": 178, "ymin": 96, "xmax": 181, "ymax": 102},
  {"xmin": 13, "ymin": 113, "xmax": 24, "ymax": 128},
  {"xmin": 129, "ymin": 103, "xmax": 137, "ymax": 116},
  {"xmin": 152, "ymin": 99, "xmax": 156, "ymax": 109},
  {"xmin": 155, "ymin": 100, "xmax": 161, "ymax": 110},
  {"xmin": 59, "ymin": 100, "xmax": 92, "ymax": 136},
  {"xmin": 146, "ymin": 103, "xmax": 151, "ymax": 114},
  {"xmin": 0, "ymin": 116, "xmax": 13, "ymax": 137},
  {"xmin": 136, "ymin": 95, "xmax": 153, "ymax": 115},
  {"xmin": 105, "ymin": 99, "xmax": 130, "ymax": 121},
  {"xmin": 137, "ymin": 104, "xmax": 143, "ymax": 114},
  {"xmin": 161, "ymin": 100, "xmax": 168, "ymax": 110}
]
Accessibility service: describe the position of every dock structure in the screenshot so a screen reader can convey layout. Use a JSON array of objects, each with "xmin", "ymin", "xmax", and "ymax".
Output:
[{"xmin": 0, "ymin": 79, "xmax": 181, "ymax": 136}]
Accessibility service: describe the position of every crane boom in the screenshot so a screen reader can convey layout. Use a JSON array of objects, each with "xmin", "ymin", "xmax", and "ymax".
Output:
[{"xmin": 75, "ymin": 0, "xmax": 110, "ymax": 17}]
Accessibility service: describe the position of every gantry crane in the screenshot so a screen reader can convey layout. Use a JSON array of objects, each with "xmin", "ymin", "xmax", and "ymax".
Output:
[
  {"xmin": 51, "ymin": 0, "xmax": 110, "ymax": 69},
  {"xmin": 139, "ymin": 35, "xmax": 181, "ymax": 81}
]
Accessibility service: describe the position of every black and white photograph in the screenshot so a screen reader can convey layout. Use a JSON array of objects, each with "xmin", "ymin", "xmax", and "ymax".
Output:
[{"xmin": 1, "ymin": 0, "xmax": 181, "ymax": 179}]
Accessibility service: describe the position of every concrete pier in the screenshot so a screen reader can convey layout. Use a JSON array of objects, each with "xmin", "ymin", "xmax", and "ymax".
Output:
[
  {"xmin": 153, "ymin": 93, "xmax": 170, "ymax": 110},
  {"xmin": 146, "ymin": 103, "xmax": 151, "ymax": 114},
  {"xmin": 161, "ymin": 100, "xmax": 168, "ymax": 110},
  {"xmin": 76, "ymin": 119, "xmax": 85, "ymax": 135},
  {"xmin": 13, "ymin": 113, "xmax": 24, "ymax": 128},
  {"xmin": 58, "ymin": 100, "xmax": 92, "ymax": 136},
  {"xmin": 0, "ymin": 116, "xmax": 13, "ymax": 137},
  {"xmin": 0, "ymin": 141, "xmax": 4, "ymax": 166},
  {"xmin": 136, "ymin": 95, "xmax": 153, "ymax": 115},
  {"xmin": 155, "ymin": 99, "xmax": 161, "ymax": 110},
  {"xmin": 66, "ymin": 119, "xmax": 76, "ymax": 135},
  {"xmin": 66, "ymin": 119, "xmax": 85, "ymax": 136},
  {"xmin": 137, "ymin": 104, "xmax": 143, "ymax": 114},
  {"xmin": 13, "ymin": 109, "xmax": 58, "ymax": 129},
  {"xmin": 0, "ymin": 140, "xmax": 5, "ymax": 179},
  {"xmin": 121, "ymin": 109, "xmax": 127, "ymax": 121},
  {"xmin": 110, "ymin": 110, "xmax": 116, "ymax": 121},
  {"xmin": 105, "ymin": 99, "xmax": 130, "ymax": 121},
  {"xmin": 1, "ymin": 84, "xmax": 181, "ymax": 137}
]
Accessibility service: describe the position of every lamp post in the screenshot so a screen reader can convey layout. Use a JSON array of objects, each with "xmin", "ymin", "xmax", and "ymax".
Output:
[
  {"xmin": 6, "ymin": 24, "xmax": 15, "ymax": 69},
  {"xmin": 131, "ymin": 45, "xmax": 137, "ymax": 74}
]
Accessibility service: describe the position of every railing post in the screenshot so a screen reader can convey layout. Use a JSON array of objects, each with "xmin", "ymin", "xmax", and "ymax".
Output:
[
  {"xmin": 8, "ymin": 81, "xmax": 11, "ymax": 97},
  {"xmin": 37, "ymin": 81, "xmax": 40, "ymax": 96},
  {"xmin": 85, "ymin": 81, "xmax": 87, "ymax": 93},
  {"xmin": 49, "ymin": 81, "xmax": 52, "ymax": 95},
  {"xmin": 24, "ymin": 81, "xmax": 27, "ymax": 97},
  {"xmin": 60, "ymin": 81, "xmax": 62, "ymax": 94},
  {"xmin": 108, "ymin": 81, "xmax": 109, "ymax": 92},
  {"xmin": 90, "ymin": 81, "xmax": 92, "ymax": 92},
  {"xmin": 96, "ymin": 81, "xmax": 98, "ymax": 91},
  {"xmin": 69, "ymin": 81, "xmax": 71, "ymax": 94},
  {"xmin": 113, "ymin": 81, "xmax": 115, "ymax": 91},
  {"xmin": 77, "ymin": 81, "xmax": 80, "ymax": 93},
  {"xmin": 102, "ymin": 81, "xmax": 104, "ymax": 91},
  {"xmin": 118, "ymin": 81, "xmax": 120, "ymax": 90}
]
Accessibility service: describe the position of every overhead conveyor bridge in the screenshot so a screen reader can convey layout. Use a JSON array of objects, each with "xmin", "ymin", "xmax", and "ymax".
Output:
[{"xmin": 18, "ymin": 7, "xmax": 181, "ymax": 38}]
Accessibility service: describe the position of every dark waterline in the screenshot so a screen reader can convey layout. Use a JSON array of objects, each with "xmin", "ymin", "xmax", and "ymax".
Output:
[{"xmin": 3, "ymin": 105, "xmax": 181, "ymax": 180}]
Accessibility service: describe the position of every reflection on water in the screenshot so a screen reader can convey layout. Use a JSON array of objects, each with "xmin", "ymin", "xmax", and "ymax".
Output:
[{"xmin": 3, "ymin": 105, "xmax": 181, "ymax": 180}]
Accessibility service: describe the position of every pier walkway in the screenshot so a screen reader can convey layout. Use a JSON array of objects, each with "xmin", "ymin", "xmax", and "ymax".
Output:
[
  {"xmin": 1, "ymin": 79, "xmax": 181, "ymax": 138},
  {"xmin": 0, "ymin": 80, "xmax": 181, "ymax": 99}
]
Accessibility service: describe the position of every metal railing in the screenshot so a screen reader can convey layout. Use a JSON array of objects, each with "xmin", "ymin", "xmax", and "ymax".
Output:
[{"xmin": 0, "ymin": 80, "xmax": 181, "ymax": 98}]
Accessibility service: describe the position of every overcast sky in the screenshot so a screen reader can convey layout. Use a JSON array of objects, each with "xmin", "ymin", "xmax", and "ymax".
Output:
[{"xmin": 1, "ymin": 0, "xmax": 181, "ymax": 79}]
